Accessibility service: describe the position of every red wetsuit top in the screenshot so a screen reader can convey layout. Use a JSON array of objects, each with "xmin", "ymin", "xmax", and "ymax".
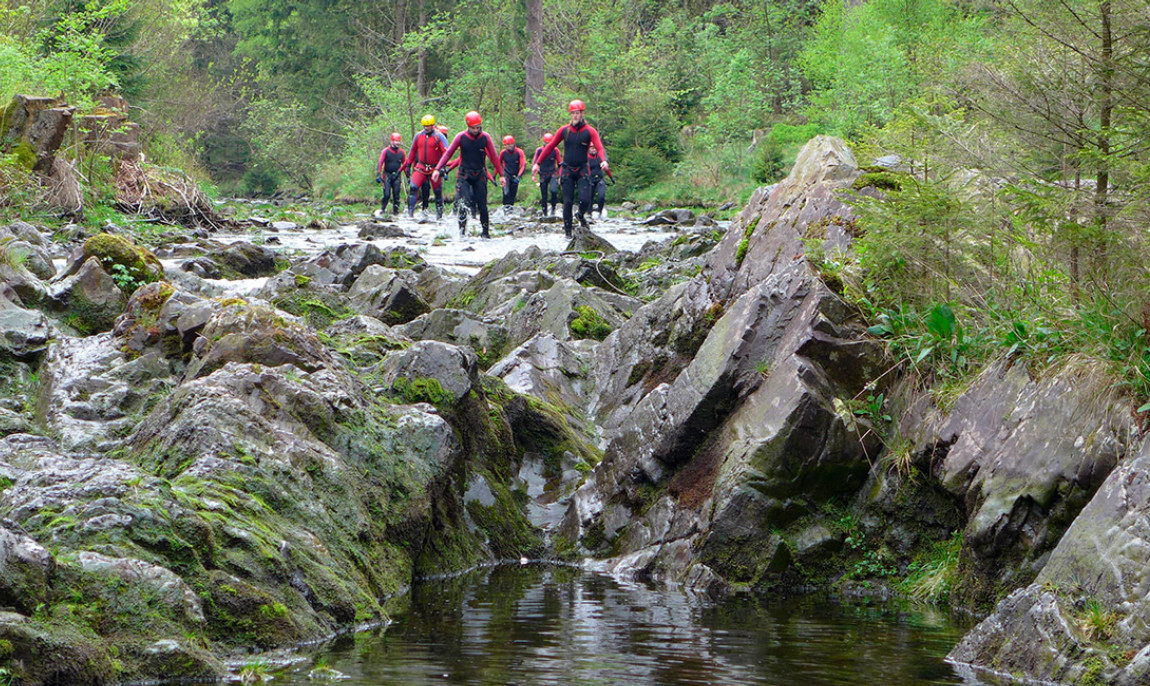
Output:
[
  {"xmin": 401, "ymin": 130, "xmax": 450, "ymax": 172},
  {"xmin": 435, "ymin": 130, "xmax": 503, "ymax": 177},
  {"xmin": 377, "ymin": 146, "xmax": 406, "ymax": 176},
  {"xmin": 533, "ymin": 147, "xmax": 560, "ymax": 177},
  {"xmin": 537, "ymin": 121, "xmax": 608, "ymax": 169},
  {"xmin": 500, "ymin": 147, "xmax": 527, "ymax": 178}
]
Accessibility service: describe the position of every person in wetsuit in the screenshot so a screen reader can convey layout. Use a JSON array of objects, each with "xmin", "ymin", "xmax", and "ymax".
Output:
[
  {"xmin": 376, "ymin": 132, "xmax": 407, "ymax": 215},
  {"xmin": 587, "ymin": 145, "xmax": 610, "ymax": 220},
  {"xmin": 531, "ymin": 132, "xmax": 560, "ymax": 217},
  {"xmin": 432, "ymin": 111, "xmax": 503, "ymax": 238},
  {"xmin": 531, "ymin": 99, "xmax": 610, "ymax": 237},
  {"xmin": 499, "ymin": 135, "xmax": 527, "ymax": 209},
  {"xmin": 399, "ymin": 114, "xmax": 450, "ymax": 219}
]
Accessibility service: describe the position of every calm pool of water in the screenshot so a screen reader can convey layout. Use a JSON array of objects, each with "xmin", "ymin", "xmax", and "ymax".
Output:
[{"xmin": 273, "ymin": 564, "xmax": 992, "ymax": 686}]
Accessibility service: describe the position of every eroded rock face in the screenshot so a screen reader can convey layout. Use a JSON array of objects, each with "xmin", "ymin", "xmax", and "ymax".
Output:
[
  {"xmin": 950, "ymin": 436, "xmax": 1150, "ymax": 684},
  {"xmin": 903, "ymin": 360, "xmax": 1132, "ymax": 605}
]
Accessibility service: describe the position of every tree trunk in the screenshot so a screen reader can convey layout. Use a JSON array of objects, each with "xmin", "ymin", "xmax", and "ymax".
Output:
[
  {"xmin": 524, "ymin": 0, "xmax": 544, "ymax": 137},
  {"xmin": 1094, "ymin": 0, "xmax": 1113, "ymax": 245},
  {"xmin": 416, "ymin": 0, "xmax": 428, "ymax": 98}
]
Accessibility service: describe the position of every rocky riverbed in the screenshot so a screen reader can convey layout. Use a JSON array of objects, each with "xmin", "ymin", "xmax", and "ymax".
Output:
[{"xmin": 2, "ymin": 137, "xmax": 1147, "ymax": 684}]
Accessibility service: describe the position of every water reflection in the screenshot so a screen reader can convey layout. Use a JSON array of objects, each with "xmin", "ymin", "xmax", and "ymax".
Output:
[{"xmin": 276, "ymin": 565, "xmax": 989, "ymax": 686}]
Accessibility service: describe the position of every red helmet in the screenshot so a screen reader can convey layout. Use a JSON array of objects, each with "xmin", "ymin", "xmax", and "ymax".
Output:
[
  {"xmin": 503, "ymin": 135, "xmax": 515, "ymax": 146},
  {"xmin": 390, "ymin": 132, "xmax": 402, "ymax": 143},
  {"xmin": 437, "ymin": 125, "xmax": 449, "ymax": 134},
  {"xmin": 569, "ymin": 99, "xmax": 585, "ymax": 112},
  {"xmin": 543, "ymin": 132, "xmax": 554, "ymax": 143},
  {"xmin": 465, "ymin": 111, "xmax": 482, "ymax": 127}
]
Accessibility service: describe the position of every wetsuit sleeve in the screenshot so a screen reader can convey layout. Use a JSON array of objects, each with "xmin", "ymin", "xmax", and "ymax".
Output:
[
  {"xmin": 434, "ymin": 134, "xmax": 462, "ymax": 172},
  {"xmin": 588, "ymin": 126, "xmax": 608, "ymax": 164},
  {"xmin": 532, "ymin": 147, "xmax": 542, "ymax": 165},
  {"xmin": 436, "ymin": 132, "xmax": 449, "ymax": 149},
  {"xmin": 552, "ymin": 150, "xmax": 561, "ymax": 167},
  {"xmin": 401, "ymin": 136, "xmax": 418, "ymax": 172},
  {"xmin": 377, "ymin": 149, "xmax": 387, "ymax": 176},
  {"xmin": 517, "ymin": 149, "xmax": 526, "ymax": 176},
  {"xmin": 484, "ymin": 135, "xmax": 503, "ymax": 176},
  {"xmin": 446, "ymin": 158, "xmax": 461, "ymax": 170},
  {"xmin": 537, "ymin": 127, "xmax": 565, "ymax": 161}
]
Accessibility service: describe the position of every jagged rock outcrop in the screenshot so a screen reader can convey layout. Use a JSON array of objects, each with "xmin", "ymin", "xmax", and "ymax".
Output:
[
  {"xmin": 902, "ymin": 360, "xmax": 1133, "ymax": 607},
  {"xmin": 561, "ymin": 136, "xmax": 885, "ymax": 588}
]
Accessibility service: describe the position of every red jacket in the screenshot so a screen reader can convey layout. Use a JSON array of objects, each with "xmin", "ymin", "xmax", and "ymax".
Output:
[{"xmin": 401, "ymin": 130, "xmax": 451, "ymax": 172}]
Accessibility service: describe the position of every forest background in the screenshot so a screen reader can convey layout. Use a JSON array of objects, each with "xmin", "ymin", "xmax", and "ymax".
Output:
[{"xmin": 7, "ymin": 0, "xmax": 1150, "ymax": 410}]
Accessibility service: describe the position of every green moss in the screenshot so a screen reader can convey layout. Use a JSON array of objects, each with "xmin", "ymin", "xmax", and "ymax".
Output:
[
  {"xmin": 9, "ymin": 141, "xmax": 36, "ymax": 170},
  {"xmin": 293, "ymin": 273, "xmax": 312, "ymax": 288},
  {"xmin": 735, "ymin": 238, "xmax": 749, "ymax": 265},
  {"xmin": 271, "ymin": 289, "xmax": 354, "ymax": 330},
  {"xmin": 852, "ymin": 170, "xmax": 906, "ymax": 192},
  {"xmin": 391, "ymin": 376, "xmax": 453, "ymax": 406},
  {"xmin": 569, "ymin": 305, "xmax": 613, "ymax": 341},
  {"xmin": 465, "ymin": 477, "xmax": 545, "ymax": 559},
  {"xmin": 743, "ymin": 215, "xmax": 760, "ymax": 239}
]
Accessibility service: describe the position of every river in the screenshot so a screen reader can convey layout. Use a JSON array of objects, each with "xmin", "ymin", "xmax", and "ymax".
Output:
[{"xmin": 267, "ymin": 564, "xmax": 998, "ymax": 686}]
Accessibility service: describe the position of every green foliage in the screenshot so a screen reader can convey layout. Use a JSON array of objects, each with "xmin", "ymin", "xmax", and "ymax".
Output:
[{"xmin": 900, "ymin": 532, "xmax": 962, "ymax": 603}]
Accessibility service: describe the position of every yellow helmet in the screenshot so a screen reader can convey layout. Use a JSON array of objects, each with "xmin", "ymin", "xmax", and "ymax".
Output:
[{"xmin": 420, "ymin": 114, "xmax": 436, "ymax": 127}]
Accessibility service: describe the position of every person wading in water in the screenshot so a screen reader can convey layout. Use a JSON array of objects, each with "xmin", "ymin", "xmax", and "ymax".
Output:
[
  {"xmin": 433, "ymin": 111, "xmax": 503, "ymax": 238},
  {"xmin": 375, "ymin": 132, "xmax": 407, "ymax": 216},
  {"xmin": 531, "ymin": 99, "xmax": 610, "ymax": 237},
  {"xmin": 399, "ymin": 114, "xmax": 450, "ymax": 219},
  {"xmin": 531, "ymin": 132, "xmax": 560, "ymax": 218},
  {"xmin": 499, "ymin": 135, "xmax": 527, "ymax": 211}
]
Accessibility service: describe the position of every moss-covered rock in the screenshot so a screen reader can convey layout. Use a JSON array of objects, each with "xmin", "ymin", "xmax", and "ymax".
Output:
[{"xmin": 81, "ymin": 233, "xmax": 163, "ymax": 294}]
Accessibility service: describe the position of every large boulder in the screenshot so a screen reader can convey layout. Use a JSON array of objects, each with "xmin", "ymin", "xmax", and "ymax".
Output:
[
  {"xmin": 376, "ymin": 341, "xmax": 480, "ymax": 405},
  {"xmin": 496, "ymin": 277, "xmax": 636, "ymax": 350},
  {"xmin": 348, "ymin": 265, "xmax": 431, "ymax": 326},
  {"xmin": 207, "ymin": 241, "xmax": 278, "ymax": 278},
  {"xmin": 185, "ymin": 300, "xmax": 336, "ymax": 380},
  {"xmin": 68, "ymin": 232, "xmax": 164, "ymax": 290},
  {"xmin": 397, "ymin": 308, "xmax": 509, "ymax": 369},
  {"xmin": 488, "ymin": 332, "xmax": 597, "ymax": 422},
  {"xmin": 47, "ymin": 257, "xmax": 128, "ymax": 334},
  {"xmin": 0, "ymin": 295, "xmax": 50, "ymax": 359}
]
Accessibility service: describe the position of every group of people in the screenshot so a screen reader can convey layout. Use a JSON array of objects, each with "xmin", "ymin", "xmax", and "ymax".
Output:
[{"xmin": 375, "ymin": 99, "xmax": 611, "ymax": 239}]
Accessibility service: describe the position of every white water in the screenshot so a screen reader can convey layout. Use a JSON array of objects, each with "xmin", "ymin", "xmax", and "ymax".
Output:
[{"xmin": 215, "ymin": 206, "xmax": 688, "ymax": 276}]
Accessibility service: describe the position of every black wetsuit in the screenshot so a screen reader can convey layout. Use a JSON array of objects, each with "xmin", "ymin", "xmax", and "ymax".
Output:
[
  {"xmin": 437, "ymin": 130, "xmax": 503, "ymax": 237},
  {"xmin": 588, "ymin": 162, "xmax": 606, "ymax": 215},
  {"xmin": 378, "ymin": 147, "xmax": 405, "ymax": 213},
  {"xmin": 534, "ymin": 146, "xmax": 560, "ymax": 215},
  {"xmin": 536, "ymin": 121, "xmax": 608, "ymax": 236},
  {"xmin": 500, "ymin": 147, "xmax": 526, "ymax": 207}
]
